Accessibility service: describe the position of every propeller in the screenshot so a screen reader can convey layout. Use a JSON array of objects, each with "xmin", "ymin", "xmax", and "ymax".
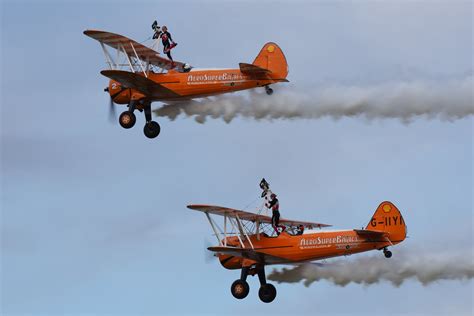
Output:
[{"xmin": 104, "ymin": 87, "xmax": 116, "ymax": 123}]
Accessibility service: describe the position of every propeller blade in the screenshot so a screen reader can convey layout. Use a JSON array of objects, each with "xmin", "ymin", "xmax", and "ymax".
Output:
[
  {"xmin": 104, "ymin": 86, "xmax": 117, "ymax": 123},
  {"xmin": 108, "ymin": 97, "xmax": 116, "ymax": 123}
]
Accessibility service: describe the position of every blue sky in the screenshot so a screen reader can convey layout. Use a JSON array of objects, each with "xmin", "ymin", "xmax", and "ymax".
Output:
[{"xmin": 1, "ymin": 1, "xmax": 473, "ymax": 315}]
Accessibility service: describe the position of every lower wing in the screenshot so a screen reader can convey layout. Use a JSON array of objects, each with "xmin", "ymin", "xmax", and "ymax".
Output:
[
  {"xmin": 208, "ymin": 246, "xmax": 293, "ymax": 265},
  {"xmin": 101, "ymin": 70, "xmax": 180, "ymax": 99}
]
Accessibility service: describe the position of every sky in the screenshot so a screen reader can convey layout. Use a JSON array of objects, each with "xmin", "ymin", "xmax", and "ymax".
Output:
[{"xmin": 1, "ymin": 1, "xmax": 473, "ymax": 315}]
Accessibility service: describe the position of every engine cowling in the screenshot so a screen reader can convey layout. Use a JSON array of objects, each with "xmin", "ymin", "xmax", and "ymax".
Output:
[
  {"xmin": 218, "ymin": 254, "xmax": 243, "ymax": 270},
  {"xmin": 108, "ymin": 80, "xmax": 131, "ymax": 104}
]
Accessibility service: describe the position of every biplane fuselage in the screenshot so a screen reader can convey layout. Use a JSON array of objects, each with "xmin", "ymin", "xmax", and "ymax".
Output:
[
  {"xmin": 109, "ymin": 68, "xmax": 282, "ymax": 104},
  {"xmin": 218, "ymin": 226, "xmax": 405, "ymax": 269}
]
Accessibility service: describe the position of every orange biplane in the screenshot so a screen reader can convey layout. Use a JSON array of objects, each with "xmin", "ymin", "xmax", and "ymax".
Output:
[
  {"xmin": 84, "ymin": 30, "xmax": 289, "ymax": 138},
  {"xmin": 188, "ymin": 201, "xmax": 407, "ymax": 303}
]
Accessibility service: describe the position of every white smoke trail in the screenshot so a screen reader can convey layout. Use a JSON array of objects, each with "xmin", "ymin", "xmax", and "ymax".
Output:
[
  {"xmin": 267, "ymin": 251, "xmax": 474, "ymax": 287},
  {"xmin": 154, "ymin": 76, "xmax": 473, "ymax": 123}
]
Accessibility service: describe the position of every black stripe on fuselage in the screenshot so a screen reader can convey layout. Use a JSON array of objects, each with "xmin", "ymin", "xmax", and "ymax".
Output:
[{"xmin": 220, "ymin": 256, "xmax": 235, "ymax": 266}]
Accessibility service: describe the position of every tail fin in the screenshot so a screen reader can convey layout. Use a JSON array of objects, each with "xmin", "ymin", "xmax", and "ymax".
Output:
[
  {"xmin": 252, "ymin": 42, "xmax": 288, "ymax": 79},
  {"xmin": 366, "ymin": 201, "xmax": 407, "ymax": 243}
]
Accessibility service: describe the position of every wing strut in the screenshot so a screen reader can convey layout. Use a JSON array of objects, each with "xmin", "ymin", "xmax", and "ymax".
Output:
[
  {"xmin": 224, "ymin": 215, "xmax": 227, "ymax": 247},
  {"xmin": 235, "ymin": 214, "xmax": 254, "ymax": 249},
  {"xmin": 228, "ymin": 217, "xmax": 245, "ymax": 248},
  {"xmin": 129, "ymin": 42, "xmax": 147, "ymax": 77},
  {"xmin": 119, "ymin": 43, "xmax": 135, "ymax": 73},
  {"xmin": 100, "ymin": 42, "xmax": 116, "ymax": 70},
  {"xmin": 205, "ymin": 212, "xmax": 223, "ymax": 246}
]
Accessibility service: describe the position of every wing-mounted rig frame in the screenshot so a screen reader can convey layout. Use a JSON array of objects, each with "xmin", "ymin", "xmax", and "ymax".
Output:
[
  {"xmin": 84, "ymin": 30, "xmax": 189, "ymax": 76},
  {"xmin": 99, "ymin": 40, "xmax": 153, "ymax": 76},
  {"xmin": 188, "ymin": 204, "xmax": 331, "ymax": 250}
]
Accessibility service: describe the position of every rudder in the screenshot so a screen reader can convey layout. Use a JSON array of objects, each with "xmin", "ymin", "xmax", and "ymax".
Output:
[
  {"xmin": 366, "ymin": 201, "xmax": 407, "ymax": 243},
  {"xmin": 252, "ymin": 42, "xmax": 288, "ymax": 79}
]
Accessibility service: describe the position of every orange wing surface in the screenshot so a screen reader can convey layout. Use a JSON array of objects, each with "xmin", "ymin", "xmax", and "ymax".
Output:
[
  {"xmin": 187, "ymin": 204, "xmax": 331, "ymax": 228},
  {"xmin": 83, "ymin": 30, "xmax": 186, "ymax": 71},
  {"xmin": 101, "ymin": 70, "xmax": 180, "ymax": 99},
  {"xmin": 207, "ymin": 246, "xmax": 292, "ymax": 264}
]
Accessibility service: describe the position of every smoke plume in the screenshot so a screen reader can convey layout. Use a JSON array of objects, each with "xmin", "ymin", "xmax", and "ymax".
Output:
[
  {"xmin": 268, "ymin": 251, "xmax": 474, "ymax": 287},
  {"xmin": 154, "ymin": 77, "xmax": 473, "ymax": 123}
]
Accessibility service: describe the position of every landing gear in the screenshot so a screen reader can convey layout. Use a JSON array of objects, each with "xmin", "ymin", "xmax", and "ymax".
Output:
[
  {"xmin": 230, "ymin": 266, "xmax": 276, "ymax": 303},
  {"xmin": 143, "ymin": 101, "xmax": 161, "ymax": 139},
  {"xmin": 257, "ymin": 266, "xmax": 276, "ymax": 303},
  {"xmin": 119, "ymin": 111, "xmax": 136, "ymax": 129},
  {"xmin": 259, "ymin": 284, "xmax": 277, "ymax": 303},
  {"xmin": 231, "ymin": 280, "xmax": 249, "ymax": 299},
  {"xmin": 118, "ymin": 100, "xmax": 161, "ymax": 138},
  {"xmin": 231, "ymin": 267, "xmax": 250, "ymax": 299},
  {"xmin": 119, "ymin": 100, "xmax": 137, "ymax": 129},
  {"xmin": 144, "ymin": 121, "xmax": 161, "ymax": 138},
  {"xmin": 383, "ymin": 247, "xmax": 392, "ymax": 258},
  {"xmin": 265, "ymin": 86, "xmax": 274, "ymax": 95}
]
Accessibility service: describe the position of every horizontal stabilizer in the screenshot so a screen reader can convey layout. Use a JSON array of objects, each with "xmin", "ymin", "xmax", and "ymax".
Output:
[
  {"xmin": 354, "ymin": 229, "xmax": 388, "ymax": 239},
  {"xmin": 239, "ymin": 63, "xmax": 271, "ymax": 75},
  {"xmin": 101, "ymin": 70, "xmax": 180, "ymax": 99}
]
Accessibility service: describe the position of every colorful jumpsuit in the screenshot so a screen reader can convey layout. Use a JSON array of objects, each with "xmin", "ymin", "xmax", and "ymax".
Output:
[{"xmin": 160, "ymin": 31, "xmax": 174, "ymax": 61}]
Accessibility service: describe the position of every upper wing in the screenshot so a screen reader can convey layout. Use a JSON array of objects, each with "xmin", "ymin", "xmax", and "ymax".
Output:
[
  {"xmin": 84, "ymin": 29, "xmax": 187, "ymax": 71},
  {"xmin": 187, "ymin": 204, "xmax": 331, "ymax": 228},
  {"xmin": 101, "ymin": 70, "xmax": 180, "ymax": 99},
  {"xmin": 208, "ymin": 246, "xmax": 292, "ymax": 264}
]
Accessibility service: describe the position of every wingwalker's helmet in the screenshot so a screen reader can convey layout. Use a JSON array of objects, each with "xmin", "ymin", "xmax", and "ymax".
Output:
[{"xmin": 260, "ymin": 178, "xmax": 269, "ymax": 190}]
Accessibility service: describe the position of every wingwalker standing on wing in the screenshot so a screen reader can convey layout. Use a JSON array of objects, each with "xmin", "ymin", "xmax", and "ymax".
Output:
[
  {"xmin": 260, "ymin": 178, "xmax": 284, "ymax": 235},
  {"xmin": 160, "ymin": 26, "xmax": 177, "ymax": 66},
  {"xmin": 151, "ymin": 21, "xmax": 177, "ymax": 67}
]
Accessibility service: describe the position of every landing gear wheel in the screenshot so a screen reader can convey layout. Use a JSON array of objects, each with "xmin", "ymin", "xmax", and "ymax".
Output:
[
  {"xmin": 265, "ymin": 87, "xmax": 274, "ymax": 95},
  {"xmin": 119, "ymin": 111, "xmax": 136, "ymax": 129},
  {"xmin": 384, "ymin": 250, "xmax": 392, "ymax": 258},
  {"xmin": 231, "ymin": 280, "xmax": 249, "ymax": 299},
  {"xmin": 258, "ymin": 283, "xmax": 277, "ymax": 303},
  {"xmin": 143, "ymin": 121, "xmax": 161, "ymax": 139}
]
